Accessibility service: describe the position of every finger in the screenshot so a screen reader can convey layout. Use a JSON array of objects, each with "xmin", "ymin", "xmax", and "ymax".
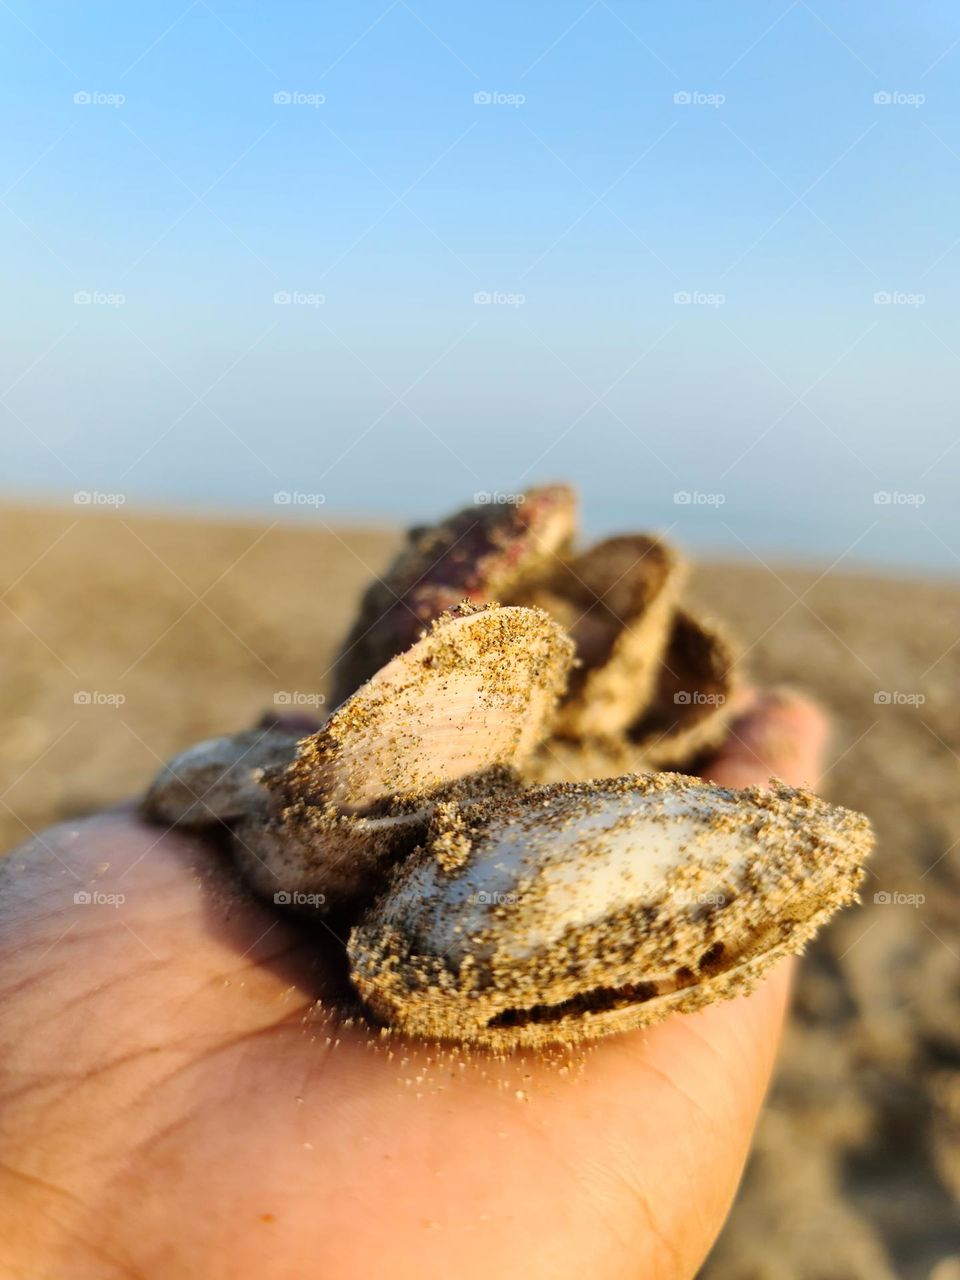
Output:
[{"xmin": 702, "ymin": 687, "xmax": 830, "ymax": 790}]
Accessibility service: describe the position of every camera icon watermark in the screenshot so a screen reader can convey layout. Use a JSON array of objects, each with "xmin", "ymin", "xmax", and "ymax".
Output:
[
  {"xmin": 473, "ymin": 90, "xmax": 526, "ymax": 107},
  {"xmin": 873, "ymin": 90, "xmax": 925, "ymax": 107},
  {"xmin": 674, "ymin": 490, "xmax": 725, "ymax": 506},
  {"xmin": 674, "ymin": 290, "xmax": 725, "ymax": 307},
  {"xmin": 474, "ymin": 491, "xmax": 525, "ymax": 506},
  {"xmin": 673, "ymin": 90, "xmax": 725, "ymax": 108},
  {"xmin": 74, "ymin": 690, "xmax": 126, "ymax": 707},
  {"xmin": 873, "ymin": 690, "xmax": 925, "ymax": 706},
  {"xmin": 274, "ymin": 690, "xmax": 326, "ymax": 709},
  {"xmin": 74, "ymin": 290, "xmax": 126, "ymax": 308},
  {"xmin": 74, "ymin": 889, "xmax": 126, "ymax": 907},
  {"xmin": 273, "ymin": 490, "xmax": 326, "ymax": 507},
  {"xmin": 274, "ymin": 890, "xmax": 327, "ymax": 907},
  {"xmin": 873, "ymin": 290, "xmax": 925, "ymax": 307},
  {"xmin": 273, "ymin": 90, "xmax": 325, "ymax": 107},
  {"xmin": 873, "ymin": 490, "xmax": 926, "ymax": 506},
  {"xmin": 273, "ymin": 290, "xmax": 325, "ymax": 307},
  {"xmin": 73, "ymin": 90, "xmax": 125, "ymax": 108},
  {"xmin": 74, "ymin": 490, "xmax": 126, "ymax": 506},
  {"xmin": 473, "ymin": 290, "xmax": 526, "ymax": 307}
]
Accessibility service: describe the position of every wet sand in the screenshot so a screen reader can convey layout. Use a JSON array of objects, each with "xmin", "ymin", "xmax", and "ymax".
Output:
[{"xmin": 1, "ymin": 502, "xmax": 958, "ymax": 1278}]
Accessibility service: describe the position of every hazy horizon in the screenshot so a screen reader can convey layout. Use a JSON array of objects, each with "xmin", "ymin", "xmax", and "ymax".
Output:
[{"xmin": 3, "ymin": 2, "xmax": 959, "ymax": 571}]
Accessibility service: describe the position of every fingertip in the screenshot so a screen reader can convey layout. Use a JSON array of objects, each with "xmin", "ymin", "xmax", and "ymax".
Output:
[{"xmin": 703, "ymin": 688, "xmax": 830, "ymax": 790}]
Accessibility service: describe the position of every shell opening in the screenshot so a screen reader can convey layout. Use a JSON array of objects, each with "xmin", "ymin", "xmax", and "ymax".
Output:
[{"xmin": 484, "ymin": 941, "xmax": 728, "ymax": 1031}]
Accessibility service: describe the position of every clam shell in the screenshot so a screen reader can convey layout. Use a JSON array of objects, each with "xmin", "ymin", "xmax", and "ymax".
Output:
[
  {"xmin": 348, "ymin": 773, "xmax": 872, "ymax": 1049},
  {"xmin": 230, "ymin": 606, "xmax": 572, "ymax": 912},
  {"xmin": 231, "ymin": 806, "xmax": 423, "ymax": 911},
  {"xmin": 331, "ymin": 485, "xmax": 576, "ymax": 704},
  {"xmin": 629, "ymin": 609, "xmax": 736, "ymax": 766},
  {"xmin": 519, "ymin": 535, "xmax": 685, "ymax": 738},
  {"xmin": 142, "ymin": 729, "xmax": 300, "ymax": 827},
  {"xmin": 273, "ymin": 605, "xmax": 574, "ymax": 814},
  {"xmin": 526, "ymin": 611, "xmax": 737, "ymax": 785}
]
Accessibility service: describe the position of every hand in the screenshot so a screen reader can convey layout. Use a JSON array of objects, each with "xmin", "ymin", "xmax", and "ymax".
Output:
[{"xmin": 0, "ymin": 689, "xmax": 827, "ymax": 1280}]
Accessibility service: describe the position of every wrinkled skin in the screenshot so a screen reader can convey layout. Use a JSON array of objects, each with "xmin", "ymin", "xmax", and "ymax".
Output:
[{"xmin": 0, "ymin": 690, "xmax": 828, "ymax": 1280}]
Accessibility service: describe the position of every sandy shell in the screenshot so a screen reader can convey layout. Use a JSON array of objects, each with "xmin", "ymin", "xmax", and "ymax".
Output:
[
  {"xmin": 140, "ymin": 605, "xmax": 574, "ymax": 913},
  {"xmin": 272, "ymin": 604, "xmax": 573, "ymax": 814},
  {"xmin": 516, "ymin": 535, "xmax": 686, "ymax": 738},
  {"xmin": 348, "ymin": 773, "xmax": 873, "ymax": 1049},
  {"xmin": 142, "ymin": 729, "xmax": 300, "ymax": 827},
  {"xmin": 331, "ymin": 484, "xmax": 576, "ymax": 705},
  {"xmin": 327, "ymin": 486, "xmax": 735, "ymax": 774}
]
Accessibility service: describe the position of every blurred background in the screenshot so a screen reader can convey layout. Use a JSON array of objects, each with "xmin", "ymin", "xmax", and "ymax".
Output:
[
  {"xmin": 2, "ymin": 0, "xmax": 960, "ymax": 568},
  {"xmin": 2, "ymin": 5, "xmax": 960, "ymax": 1279}
]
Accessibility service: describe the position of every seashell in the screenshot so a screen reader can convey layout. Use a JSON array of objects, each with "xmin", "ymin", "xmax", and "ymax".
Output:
[
  {"xmin": 143, "ymin": 728, "xmax": 300, "ymax": 827},
  {"xmin": 516, "ymin": 534, "xmax": 686, "ymax": 738},
  {"xmin": 143, "ymin": 604, "xmax": 573, "ymax": 912},
  {"xmin": 331, "ymin": 484, "xmax": 577, "ymax": 706},
  {"xmin": 348, "ymin": 773, "xmax": 873, "ymax": 1049},
  {"xmin": 329, "ymin": 487, "xmax": 735, "ymax": 781},
  {"xmin": 628, "ymin": 608, "xmax": 736, "ymax": 766},
  {"xmin": 527, "ymin": 610, "xmax": 737, "ymax": 784},
  {"xmin": 141, "ymin": 481, "xmax": 874, "ymax": 1050},
  {"xmin": 274, "ymin": 604, "xmax": 573, "ymax": 815}
]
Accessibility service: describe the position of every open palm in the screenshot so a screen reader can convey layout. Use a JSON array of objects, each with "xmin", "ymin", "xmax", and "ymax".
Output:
[{"xmin": 0, "ymin": 691, "xmax": 826, "ymax": 1280}]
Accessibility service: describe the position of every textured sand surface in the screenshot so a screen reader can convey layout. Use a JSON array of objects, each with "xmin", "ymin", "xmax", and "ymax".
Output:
[{"xmin": 1, "ymin": 503, "xmax": 958, "ymax": 1277}]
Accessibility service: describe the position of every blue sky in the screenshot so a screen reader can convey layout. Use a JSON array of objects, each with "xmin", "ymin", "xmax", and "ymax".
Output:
[{"xmin": 2, "ymin": 1, "xmax": 959, "ymax": 569}]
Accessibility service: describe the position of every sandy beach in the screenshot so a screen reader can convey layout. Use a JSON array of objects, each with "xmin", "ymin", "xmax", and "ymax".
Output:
[{"xmin": 1, "ymin": 501, "xmax": 958, "ymax": 1278}]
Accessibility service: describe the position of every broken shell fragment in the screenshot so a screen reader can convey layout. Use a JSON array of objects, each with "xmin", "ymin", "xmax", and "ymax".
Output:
[{"xmin": 348, "ymin": 773, "xmax": 873, "ymax": 1049}]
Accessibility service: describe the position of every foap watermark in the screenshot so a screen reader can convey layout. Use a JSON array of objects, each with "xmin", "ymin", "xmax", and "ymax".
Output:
[
  {"xmin": 474, "ymin": 290, "xmax": 525, "ymax": 307},
  {"xmin": 273, "ymin": 90, "xmax": 325, "ymax": 107},
  {"xmin": 874, "ymin": 690, "xmax": 926, "ymax": 706},
  {"xmin": 74, "ymin": 290, "xmax": 125, "ymax": 307},
  {"xmin": 74, "ymin": 490, "xmax": 126, "ymax": 506},
  {"xmin": 676, "ymin": 890, "xmax": 727, "ymax": 909},
  {"xmin": 674, "ymin": 290, "xmax": 725, "ymax": 307},
  {"xmin": 74, "ymin": 690, "xmax": 126, "ymax": 707},
  {"xmin": 474, "ymin": 490, "xmax": 525, "ymax": 506},
  {"xmin": 274, "ymin": 490, "xmax": 326, "ymax": 507},
  {"xmin": 274, "ymin": 890, "xmax": 326, "ymax": 907},
  {"xmin": 873, "ymin": 490, "xmax": 926, "ymax": 506},
  {"xmin": 874, "ymin": 290, "xmax": 925, "ymax": 307},
  {"xmin": 274, "ymin": 690, "xmax": 326, "ymax": 709},
  {"xmin": 874, "ymin": 890, "xmax": 925, "ymax": 907},
  {"xmin": 674, "ymin": 490, "xmax": 725, "ymax": 506},
  {"xmin": 472, "ymin": 891, "xmax": 521, "ymax": 906},
  {"xmin": 673, "ymin": 90, "xmax": 725, "ymax": 108},
  {"xmin": 274, "ymin": 290, "xmax": 325, "ymax": 307},
  {"xmin": 473, "ymin": 90, "xmax": 525, "ymax": 107},
  {"xmin": 873, "ymin": 90, "xmax": 925, "ymax": 108},
  {"xmin": 74, "ymin": 889, "xmax": 126, "ymax": 907},
  {"xmin": 73, "ymin": 90, "xmax": 125, "ymax": 108},
  {"xmin": 675, "ymin": 691, "xmax": 726, "ymax": 706}
]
